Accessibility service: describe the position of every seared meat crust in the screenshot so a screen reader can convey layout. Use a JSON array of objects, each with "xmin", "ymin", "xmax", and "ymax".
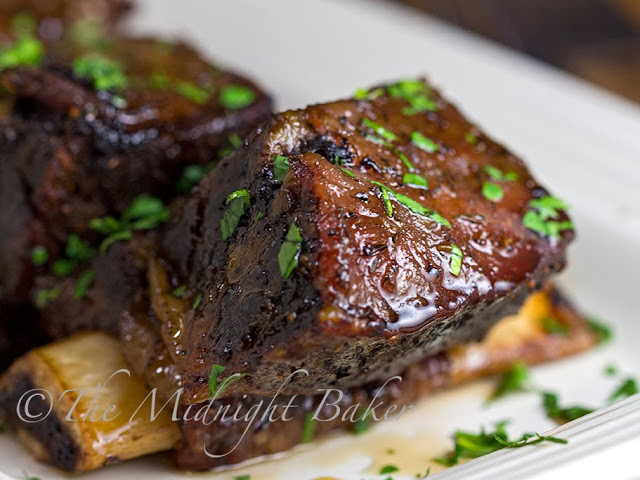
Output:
[
  {"xmin": 0, "ymin": 36, "xmax": 272, "ymax": 338},
  {"xmin": 158, "ymin": 79, "xmax": 574, "ymax": 401}
]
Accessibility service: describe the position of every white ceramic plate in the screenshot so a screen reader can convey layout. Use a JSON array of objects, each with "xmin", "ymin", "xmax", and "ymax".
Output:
[{"xmin": 2, "ymin": 0, "xmax": 640, "ymax": 478}]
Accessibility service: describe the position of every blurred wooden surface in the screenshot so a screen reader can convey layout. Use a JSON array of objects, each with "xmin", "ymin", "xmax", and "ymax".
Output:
[{"xmin": 399, "ymin": 0, "xmax": 640, "ymax": 104}]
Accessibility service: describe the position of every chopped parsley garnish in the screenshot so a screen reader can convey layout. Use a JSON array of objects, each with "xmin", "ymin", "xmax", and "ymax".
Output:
[
  {"xmin": 542, "ymin": 392, "xmax": 593, "ymax": 424},
  {"xmin": 449, "ymin": 244, "xmax": 463, "ymax": 277},
  {"xmin": 278, "ymin": 222, "xmax": 303, "ymax": 279},
  {"xmin": 208, "ymin": 364, "xmax": 249, "ymax": 399},
  {"xmin": 176, "ymin": 164, "xmax": 207, "ymax": 194},
  {"xmin": 608, "ymin": 378, "xmax": 639, "ymax": 403},
  {"xmin": 35, "ymin": 287, "xmax": 61, "ymax": 309},
  {"xmin": 587, "ymin": 317, "xmax": 612, "ymax": 344},
  {"xmin": 221, "ymin": 189, "xmax": 251, "ymax": 241},
  {"xmin": 0, "ymin": 35, "xmax": 44, "ymax": 72},
  {"xmin": 403, "ymin": 173, "xmax": 428, "ymax": 189},
  {"xmin": 354, "ymin": 409, "xmax": 372, "ymax": 435},
  {"xmin": 482, "ymin": 182, "xmax": 504, "ymax": 202},
  {"xmin": 435, "ymin": 421, "xmax": 567, "ymax": 466},
  {"xmin": 489, "ymin": 362, "xmax": 529, "ymax": 401},
  {"xmin": 220, "ymin": 84, "xmax": 256, "ymax": 109},
  {"xmin": 411, "ymin": 131, "xmax": 438, "ymax": 153},
  {"xmin": 354, "ymin": 417, "xmax": 371, "ymax": 435},
  {"xmin": 379, "ymin": 464, "xmax": 399, "ymax": 474},
  {"xmin": 175, "ymin": 81, "xmax": 211, "ymax": 104},
  {"xmin": 72, "ymin": 53, "xmax": 128, "ymax": 91},
  {"xmin": 73, "ymin": 268, "xmax": 95, "ymax": 299},
  {"xmin": 171, "ymin": 285, "xmax": 187, "ymax": 298},
  {"xmin": 371, "ymin": 181, "xmax": 450, "ymax": 227},
  {"xmin": 149, "ymin": 70, "xmax": 170, "ymax": 90},
  {"xmin": 354, "ymin": 86, "xmax": 384, "ymax": 100},
  {"xmin": 217, "ymin": 133, "xmax": 243, "ymax": 159},
  {"xmin": 301, "ymin": 412, "xmax": 317, "ymax": 444},
  {"xmin": 387, "ymin": 79, "xmax": 438, "ymax": 115},
  {"xmin": 91, "ymin": 195, "xmax": 169, "ymax": 252},
  {"xmin": 541, "ymin": 317, "xmax": 569, "ymax": 336},
  {"xmin": 362, "ymin": 118, "xmax": 398, "ymax": 142},
  {"xmin": 22, "ymin": 473, "xmax": 40, "ymax": 480},
  {"xmin": 192, "ymin": 293, "xmax": 202, "ymax": 310},
  {"xmin": 234, "ymin": 476, "xmax": 251, "ymax": 480},
  {"xmin": 604, "ymin": 364, "xmax": 618, "ymax": 377},
  {"xmin": 484, "ymin": 165, "xmax": 518, "ymax": 182},
  {"xmin": 273, "ymin": 155, "xmax": 290, "ymax": 183},
  {"xmin": 464, "ymin": 131, "xmax": 479, "ymax": 145},
  {"xmin": 52, "ymin": 234, "xmax": 96, "ymax": 277},
  {"xmin": 30, "ymin": 246, "xmax": 49, "ymax": 266},
  {"xmin": 376, "ymin": 183, "xmax": 394, "ymax": 217},
  {"xmin": 522, "ymin": 195, "xmax": 573, "ymax": 239},
  {"xmin": 339, "ymin": 166, "xmax": 356, "ymax": 178}
]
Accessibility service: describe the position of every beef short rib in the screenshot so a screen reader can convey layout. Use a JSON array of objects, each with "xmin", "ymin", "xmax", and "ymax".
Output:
[{"xmin": 159, "ymin": 79, "xmax": 575, "ymax": 402}]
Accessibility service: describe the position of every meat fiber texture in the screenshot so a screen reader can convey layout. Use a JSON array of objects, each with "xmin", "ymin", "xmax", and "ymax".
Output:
[
  {"xmin": 0, "ymin": 34, "xmax": 273, "ymax": 342},
  {"xmin": 158, "ymin": 79, "xmax": 575, "ymax": 402}
]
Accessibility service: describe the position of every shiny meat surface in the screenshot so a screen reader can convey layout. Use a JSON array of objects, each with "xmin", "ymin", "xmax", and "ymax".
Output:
[{"xmin": 159, "ymin": 79, "xmax": 575, "ymax": 402}]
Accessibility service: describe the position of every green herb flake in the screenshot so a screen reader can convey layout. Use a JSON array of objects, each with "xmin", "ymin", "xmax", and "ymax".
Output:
[
  {"xmin": 362, "ymin": 118, "xmax": 398, "ymax": 142},
  {"xmin": 121, "ymin": 195, "xmax": 169, "ymax": 227},
  {"xmin": 52, "ymin": 259, "xmax": 75, "ymax": 277},
  {"xmin": 171, "ymin": 285, "xmax": 187, "ymax": 298},
  {"xmin": 208, "ymin": 364, "xmax": 249, "ymax": 399},
  {"xmin": 278, "ymin": 222, "xmax": 303, "ymax": 279},
  {"xmin": 403, "ymin": 173, "xmax": 428, "ymax": 189},
  {"xmin": 387, "ymin": 79, "xmax": 438, "ymax": 114},
  {"xmin": 35, "ymin": 287, "xmax": 61, "ymax": 309},
  {"xmin": 99, "ymin": 230, "xmax": 133, "ymax": 254},
  {"xmin": 234, "ymin": 476, "xmax": 251, "ymax": 480},
  {"xmin": 73, "ymin": 268, "xmax": 95, "ymax": 299},
  {"xmin": 30, "ymin": 246, "xmax": 49, "ymax": 266},
  {"xmin": 273, "ymin": 155, "xmax": 290, "ymax": 183},
  {"xmin": 411, "ymin": 131, "xmax": 438, "ymax": 153},
  {"xmin": 608, "ymin": 378, "xmax": 639, "ymax": 403},
  {"xmin": 355, "ymin": 86, "xmax": 384, "ymax": 100},
  {"xmin": 22, "ymin": 473, "xmax": 40, "ymax": 480},
  {"xmin": 489, "ymin": 362, "xmax": 529, "ymax": 401},
  {"xmin": 89, "ymin": 216, "xmax": 122, "ymax": 235},
  {"xmin": 221, "ymin": 189, "xmax": 251, "ymax": 241},
  {"xmin": 0, "ymin": 35, "xmax": 44, "ymax": 72},
  {"xmin": 605, "ymin": 364, "xmax": 618, "ymax": 377},
  {"xmin": 484, "ymin": 165, "xmax": 518, "ymax": 181},
  {"xmin": 354, "ymin": 418, "xmax": 371, "ymax": 435},
  {"xmin": 449, "ymin": 244, "xmax": 463, "ymax": 277},
  {"xmin": 541, "ymin": 317, "xmax": 569, "ymax": 336},
  {"xmin": 464, "ymin": 131, "xmax": 479, "ymax": 145},
  {"xmin": 435, "ymin": 420, "xmax": 567, "ymax": 466},
  {"xmin": 220, "ymin": 84, "xmax": 256, "ymax": 109},
  {"xmin": 175, "ymin": 81, "xmax": 211, "ymax": 105},
  {"xmin": 72, "ymin": 53, "xmax": 128, "ymax": 91},
  {"xmin": 149, "ymin": 70, "xmax": 171, "ymax": 90},
  {"xmin": 301, "ymin": 411, "xmax": 317, "ymax": 444},
  {"xmin": 192, "ymin": 293, "xmax": 202, "ymax": 310},
  {"xmin": 379, "ymin": 464, "xmax": 399, "ymax": 475},
  {"xmin": 587, "ymin": 317, "xmax": 612, "ymax": 344},
  {"xmin": 529, "ymin": 196, "xmax": 570, "ymax": 220},
  {"xmin": 542, "ymin": 392, "xmax": 593, "ymax": 424},
  {"xmin": 339, "ymin": 166, "xmax": 356, "ymax": 178},
  {"xmin": 482, "ymin": 182, "xmax": 504, "ymax": 202},
  {"xmin": 176, "ymin": 164, "xmax": 206, "ymax": 194}
]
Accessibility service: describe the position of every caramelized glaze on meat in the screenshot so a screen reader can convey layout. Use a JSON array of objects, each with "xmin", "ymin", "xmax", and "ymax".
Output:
[{"xmin": 157, "ymin": 79, "xmax": 574, "ymax": 402}]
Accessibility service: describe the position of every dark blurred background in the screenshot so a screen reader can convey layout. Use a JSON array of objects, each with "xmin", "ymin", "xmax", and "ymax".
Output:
[{"xmin": 399, "ymin": 0, "xmax": 640, "ymax": 104}]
